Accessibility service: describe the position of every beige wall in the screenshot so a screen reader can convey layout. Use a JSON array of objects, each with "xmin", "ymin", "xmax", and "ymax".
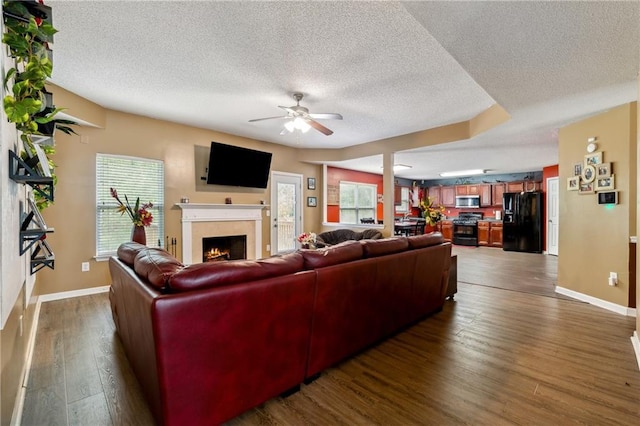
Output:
[
  {"xmin": 36, "ymin": 88, "xmax": 323, "ymax": 295},
  {"xmin": 558, "ymin": 102, "xmax": 637, "ymax": 307}
]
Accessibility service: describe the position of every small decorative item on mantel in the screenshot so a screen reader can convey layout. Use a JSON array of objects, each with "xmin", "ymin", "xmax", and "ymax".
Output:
[
  {"xmin": 110, "ymin": 188, "xmax": 153, "ymax": 245},
  {"xmin": 297, "ymin": 232, "xmax": 317, "ymax": 249}
]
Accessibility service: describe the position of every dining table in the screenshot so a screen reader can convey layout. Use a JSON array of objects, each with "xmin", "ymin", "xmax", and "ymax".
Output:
[{"xmin": 394, "ymin": 220, "xmax": 419, "ymax": 236}]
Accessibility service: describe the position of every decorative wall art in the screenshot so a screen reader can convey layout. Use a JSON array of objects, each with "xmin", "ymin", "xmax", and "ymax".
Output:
[
  {"xmin": 573, "ymin": 163, "xmax": 583, "ymax": 176},
  {"xmin": 595, "ymin": 175, "xmax": 615, "ymax": 191},
  {"xmin": 584, "ymin": 151, "xmax": 603, "ymax": 166},
  {"xmin": 596, "ymin": 162, "xmax": 611, "ymax": 178},
  {"xmin": 567, "ymin": 176, "xmax": 579, "ymax": 191},
  {"xmin": 578, "ymin": 181, "xmax": 594, "ymax": 194},
  {"xmin": 581, "ymin": 165, "xmax": 595, "ymax": 183},
  {"xmin": 307, "ymin": 177, "xmax": 316, "ymax": 190}
]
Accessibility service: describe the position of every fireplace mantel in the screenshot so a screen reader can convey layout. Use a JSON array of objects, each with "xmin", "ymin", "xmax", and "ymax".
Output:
[{"xmin": 176, "ymin": 203, "xmax": 268, "ymax": 264}]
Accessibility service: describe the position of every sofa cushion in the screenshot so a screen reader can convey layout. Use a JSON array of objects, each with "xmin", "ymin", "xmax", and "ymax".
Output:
[
  {"xmin": 117, "ymin": 241, "xmax": 148, "ymax": 266},
  {"xmin": 168, "ymin": 252, "xmax": 304, "ymax": 292},
  {"xmin": 361, "ymin": 237, "xmax": 409, "ymax": 258},
  {"xmin": 407, "ymin": 232, "xmax": 445, "ymax": 249},
  {"xmin": 134, "ymin": 248, "xmax": 184, "ymax": 290},
  {"xmin": 301, "ymin": 240, "xmax": 364, "ymax": 269}
]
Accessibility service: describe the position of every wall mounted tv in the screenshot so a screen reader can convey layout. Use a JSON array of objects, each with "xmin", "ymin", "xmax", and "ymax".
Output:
[{"xmin": 206, "ymin": 142, "xmax": 273, "ymax": 189}]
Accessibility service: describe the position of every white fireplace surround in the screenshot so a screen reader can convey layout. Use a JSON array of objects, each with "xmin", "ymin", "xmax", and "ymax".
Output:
[{"xmin": 176, "ymin": 203, "xmax": 266, "ymax": 264}]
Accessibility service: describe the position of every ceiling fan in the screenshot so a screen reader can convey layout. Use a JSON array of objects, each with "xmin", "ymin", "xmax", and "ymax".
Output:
[{"xmin": 249, "ymin": 93, "xmax": 342, "ymax": 136}]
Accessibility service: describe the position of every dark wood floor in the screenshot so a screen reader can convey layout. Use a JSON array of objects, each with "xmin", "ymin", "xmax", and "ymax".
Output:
[{"xmin": 21, "ymin": 249, "xmax": 640, "ymax": 425}]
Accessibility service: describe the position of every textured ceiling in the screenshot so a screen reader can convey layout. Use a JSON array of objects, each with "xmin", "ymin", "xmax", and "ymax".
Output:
[{"xmin": 48, "ymin": 1, "xmax": 639, "ymax": 180}]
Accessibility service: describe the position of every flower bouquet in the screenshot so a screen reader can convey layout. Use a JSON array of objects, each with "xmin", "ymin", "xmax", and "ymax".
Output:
[
  {"xmin": 419, "ymin": 196, "xmax": 445, "ymax": 226},
  {"xmin": 110, "ymin": 188, "xmax": 153, "ymax": 227},
  {"xmin": 297, "ymin": 232, "xmax": 317, "ymax": 249}
]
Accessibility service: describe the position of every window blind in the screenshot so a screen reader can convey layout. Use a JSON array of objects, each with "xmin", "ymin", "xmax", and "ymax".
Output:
[{"xmin": 96, "ymin": 154, "xmax": 164, "ymax": 257}]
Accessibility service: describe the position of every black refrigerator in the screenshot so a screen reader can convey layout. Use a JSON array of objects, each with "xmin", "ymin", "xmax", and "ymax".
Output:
[{"xmin": 502, "ymin": 192, "xmax": 543, "ymax": 253}]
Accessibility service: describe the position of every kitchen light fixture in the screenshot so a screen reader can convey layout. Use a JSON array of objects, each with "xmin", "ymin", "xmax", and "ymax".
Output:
[
  {"xmin": 586, "ymin": 136, "xmax": 597, "ymax": 153},
  {"xmin": 381, "ymin": 164, "xmax": 412, "ymax": 172},
  {"xmin": 440, "ymin": 169, "xmax": 485, "ymax": 177}
]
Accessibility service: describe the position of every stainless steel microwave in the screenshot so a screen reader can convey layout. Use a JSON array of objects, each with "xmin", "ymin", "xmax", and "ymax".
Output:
[{"xmin": 455, "ymin": 195, "xmax": 480, "ymax": 208}]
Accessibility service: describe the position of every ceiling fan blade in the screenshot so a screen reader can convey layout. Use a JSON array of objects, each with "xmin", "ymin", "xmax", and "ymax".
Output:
[
  {"xmin": 306, "ymin": 118, "xmax": 334, "ymax": 136},
  {"xmin": 278, "ymin": 106, "xmax": 297, "ymax": 115},
  {"xmin": 248, "ymin": 116, "xmax": 289, "ymax": 122},
  {"xmin": 308, "ymin": 113, "xmax": 343, "ymax": 120}
]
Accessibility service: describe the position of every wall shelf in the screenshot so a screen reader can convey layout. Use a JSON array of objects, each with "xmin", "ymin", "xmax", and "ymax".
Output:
[
  {"xmin": 30, "ymin": 239, "xmax": 55, "ymax": 274},
  {"xmin": 9, "ymin": 150, "xmax": 54, "ymax": 202},
  {"xmin": 19, "ymin": 199, "xmax": 56, "ymax": 273}
]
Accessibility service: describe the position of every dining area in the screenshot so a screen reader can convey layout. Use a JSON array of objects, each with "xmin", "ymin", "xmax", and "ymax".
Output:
[{"xmin": 394, "ymin": 217, "xmax": 426, "ymax": 236}]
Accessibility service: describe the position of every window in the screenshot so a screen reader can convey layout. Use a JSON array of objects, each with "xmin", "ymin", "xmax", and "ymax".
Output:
[
  {"xmin": 96, "ymin": 154, "xmax": 164, "ymax": 257},
  {"xmin": 395, "ymin": 187, "xmax": 410, "ymax": 213},
  {"xmin": 339, "ymin": 182, "xmax": 376, "ymax": 224}
]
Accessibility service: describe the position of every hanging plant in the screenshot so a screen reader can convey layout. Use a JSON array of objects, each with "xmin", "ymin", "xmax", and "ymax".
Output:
[{"xmin": 2, "ymin": 0, "xmax": 76, "ymax": 209}]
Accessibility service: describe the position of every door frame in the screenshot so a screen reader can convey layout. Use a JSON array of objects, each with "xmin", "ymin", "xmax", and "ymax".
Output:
[
  {"xmin": 546, "ymin": 176, "xmax": 559, "ymax": 256},
  {"xmin": 270, "ymin": 171, "xmax": 303, "ymax": 255}
]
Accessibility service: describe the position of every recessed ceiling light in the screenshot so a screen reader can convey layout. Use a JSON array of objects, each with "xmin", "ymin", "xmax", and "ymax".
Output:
[{"xmin": 440, "ymin": 169, "xmax": 485, "ymax": 177}]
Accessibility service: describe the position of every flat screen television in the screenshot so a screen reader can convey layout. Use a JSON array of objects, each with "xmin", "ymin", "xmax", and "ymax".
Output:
[{"xmin": 206, "ymin": 142, "xmax": 273, "ymax": 189}]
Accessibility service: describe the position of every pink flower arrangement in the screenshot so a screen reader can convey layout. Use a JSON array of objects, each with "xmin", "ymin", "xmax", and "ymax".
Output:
[
  {"xmin": 297, "ymin": 232, "xmax": 317, "ymax": 245},
  {"xmin": 110, "ymin": 188, "xmax": 153, "ymax": 227}
]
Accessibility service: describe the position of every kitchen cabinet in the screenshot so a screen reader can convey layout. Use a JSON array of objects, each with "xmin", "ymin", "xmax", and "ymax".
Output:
[
  {"xmin": 506, "ymin": 182, "xmax": 525, "ymax": 192},
  {"xmin": 438, "ymin": 220, "xmax": 453, "ymax": 242},
  {"xmin": 441, "ymin": 186, "xmax": 455, "ymax": 207},
  {"xmin": 427, "ymin": 186, "xmax": 441, "ymax": 205},
  {"xmin": 492, "ymin": 183, "xmax": 505, "ymax": 206},
  {"xmin": 478, "ymin": 221, "xmax": 490, "ymax": 246},
  {"xmin": 490, "ymin": 222, "xmax": 503, "ymax": 247},
  {"xmin": 394, "ymin": 185, "xmax": 402, "ymax": 205},
  {"xmin": 479, "ymin": 184, "xmax": 492, "ymax": 206}
]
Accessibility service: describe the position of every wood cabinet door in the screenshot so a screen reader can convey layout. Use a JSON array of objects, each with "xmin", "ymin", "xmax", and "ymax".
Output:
[
  {"xmin": 490, "ymin": 223, "xmax": 503, "ymax": 247},
  {"xmin": 492, "ymin": 183, "xmax": 505, "ymax": 206},
  {"xmin": 479, "ymin": 184, "xmax": 492, "ymax": 206},
  {"xmin": 467, "ymin": 185, "xmax": 480, "ymax": 195},
  {"xmin": 441, "ymin": 221, "xmax": 453, "ymax": 242},
  {"xmin": 477, "ymin": 221, "xmax": 490, "ymax": 246},
  {"xmin": 506, "ymin": 182, "xmax": 524, "ymax": 192},
  {"xmin": 394, "ymin": 185, "xmax": 401, "ymax": 205},
  {"xmin": 455, "ymin": 185, "xmax": 469, "ymax": 195},
  {"xmin": 428, "ymin": 186, "xmax": 441, "ymax": 205},
  {"xmin": 441, "ymin": 186, "xmax": 455, "ymax": 207}
]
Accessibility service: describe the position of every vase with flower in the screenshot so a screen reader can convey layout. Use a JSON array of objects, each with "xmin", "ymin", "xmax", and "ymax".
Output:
[
  {"xmin": 297, "ymin": 232, "xmax": 317, "ymax": 249},
  {"xmin": 419, "ymin": 196, "xmax": 445, "ymax": 232},
  {"xmin": 110, "ymin": 188, "xmax": 153, "ymax": 245}
]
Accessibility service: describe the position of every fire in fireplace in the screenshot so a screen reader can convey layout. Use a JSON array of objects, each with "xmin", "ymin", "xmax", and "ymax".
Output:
[{"xmin": 202, "ymin": 235, "xmax": 247, "ymax": 262}]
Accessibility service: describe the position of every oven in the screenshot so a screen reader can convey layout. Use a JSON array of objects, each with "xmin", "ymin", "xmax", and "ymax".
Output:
[
  {"xmin": 453, "ymin": 222, "xmax": 478, "ymax": 246},
  {"xmin": 452, "ymin": 212, "xmax": 484, "ymax": 246}
]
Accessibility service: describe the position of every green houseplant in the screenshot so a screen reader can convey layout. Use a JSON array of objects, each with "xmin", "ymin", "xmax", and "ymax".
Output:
[{"xmin": 2, "ymin": 0, "xmax": 75, "ymax": 209}]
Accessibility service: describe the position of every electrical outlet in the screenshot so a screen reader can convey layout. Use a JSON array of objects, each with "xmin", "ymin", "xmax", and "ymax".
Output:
[
  {"xmin": 266, "ymin": 244, "xmax": 271, "ymax": 251},
  {"xmin": 608, "ymin": 272, "xmax": 618, "ymax": 286},
  {"xmin": 81, "ymin": 262, "xmax": 90, "ymax": 272}
]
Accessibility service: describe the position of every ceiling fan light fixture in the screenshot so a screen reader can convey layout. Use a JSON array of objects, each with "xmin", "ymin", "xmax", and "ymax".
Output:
[
  {"xmin": 284, "ymin": 120, "xmax": 295, "ymax": 133},
  {"xmin": 294, "ymin": 116, "xmax": 311, "ymax": 133},
  {"xmin": 440, "ymin": 169, "xmax": 485, "ymax": 177}
]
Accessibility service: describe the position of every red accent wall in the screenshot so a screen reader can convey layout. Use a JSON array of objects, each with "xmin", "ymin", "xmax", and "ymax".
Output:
[
  {"xmin": 327, "ymin": 166, "xmax": 384, "ymax": 222},
  {"xmin": 542, "ymin": 164, "xmax": 559, "ymax": 251}
]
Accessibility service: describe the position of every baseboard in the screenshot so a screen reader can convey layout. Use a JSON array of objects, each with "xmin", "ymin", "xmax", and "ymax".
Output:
[
  {"xmin": 632, "ymin": 331, "xmax": 640, "ymax": 371},
  {"xmin": 38, "ymin": 285, "xmax": 110, "ymax": 302},
  {"xmin": 10, "ymin": 298, "xmax": 43, "ymax": 426},
  {"xmin": 555, "ymin": 286, "xmax": 636, "ymax": 317}
]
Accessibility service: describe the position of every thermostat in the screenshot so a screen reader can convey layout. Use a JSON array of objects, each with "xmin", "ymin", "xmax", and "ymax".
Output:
[{"xmin": 598, "ymin": 191, "xmax": 618, "ymax": 205}]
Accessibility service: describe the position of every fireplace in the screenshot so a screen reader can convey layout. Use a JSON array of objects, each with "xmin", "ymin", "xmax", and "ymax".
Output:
[{"xmin": 202, "ymin": 235, "xmax": 247, "ymax": 262}]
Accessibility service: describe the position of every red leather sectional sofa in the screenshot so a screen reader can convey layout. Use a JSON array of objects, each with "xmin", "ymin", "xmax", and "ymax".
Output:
[{"xmin": 109, "ymin": 233, "xmax": 452, "ymax": 425}]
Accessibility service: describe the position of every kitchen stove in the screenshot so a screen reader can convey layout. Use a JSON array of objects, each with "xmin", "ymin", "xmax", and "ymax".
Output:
[{"xmin": 452, "ymin": 212, "xmax": 484, "ymax": 246}]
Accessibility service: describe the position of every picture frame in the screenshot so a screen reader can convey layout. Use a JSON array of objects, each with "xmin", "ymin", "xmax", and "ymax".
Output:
[
  {"xmin": 584, "ymin": 151, "xmax": 603, "ymax": 167},
  {"xmin": 578, "ymin": 181, "xmax": 594, "ymax": 194},
  {"xmin": 596, "ymin": 162, "xmax": 611, "ymax": 178},
  {"xmin": 595, "ymin": 175, "xmax": 615, "ymax": 191},
  {"xmin": 581, "ymin": 164, "xmax": 595, "ymax": 183},
  {"xmin": 567, "ymin": 176, "xmax": 579, "ymax": 191},
  {"xmin": 307, "ymin": 177, "xmax": 316, "ymax": 190},
  {"xmin": 573, "ymin": 163, "xmax": 583, "ymax": 177},
  {"xmin": 307, "ymin": 196, "xmax": 317, "ymax": 207}
]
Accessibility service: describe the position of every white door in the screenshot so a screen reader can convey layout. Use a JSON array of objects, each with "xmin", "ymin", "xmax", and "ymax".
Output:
[
  {"xmin": 547, "ymin": 177, "xmax": 559, "ymax": 256},
  {"xmin": 270, "ymin": 172, "xmax": 303, "ymax": 254}
]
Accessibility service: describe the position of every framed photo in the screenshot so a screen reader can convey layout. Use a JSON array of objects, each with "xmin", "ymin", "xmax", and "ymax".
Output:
[
  {"xmin": 584, "ymin": 151, "xmax": 603, "ymax": 167},
  {"xmin": 307, "ymin": 177, "xmax": 316, "ymax": 190},
  {"xmin": 581, "ymin": 164, "xmax": 595, "ymax": 183},
  {"xmin": 573, "ymin": 163, "xmax": 583, "ymax": 177},
  {"xmin": 578, "ymin": 181, "xmax": 594, "ymax": 194},
  {"xmin": 567, "ymin": 176, "xmax": 579, "ymax": 191},
  {"xmin": 596, "ymin": 162, "xmax": 611, "ymax": 178},
  {"xmin": 595, "ymin": 175, "xmax": 615, "ymax": 191},
  {"xmin": 307, "ymin": 196, "xmax": 317, "ymax": 207}
]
